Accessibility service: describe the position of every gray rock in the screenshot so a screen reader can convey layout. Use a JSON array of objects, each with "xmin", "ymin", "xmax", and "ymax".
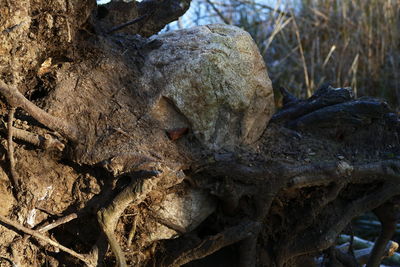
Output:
[
  {"xmin": 146, "ymin": 188, "xmax": 216, "ymax": 243},
  {"xmin": 141, "ymin": 24, "xmax": 275, "ymax": 150}
]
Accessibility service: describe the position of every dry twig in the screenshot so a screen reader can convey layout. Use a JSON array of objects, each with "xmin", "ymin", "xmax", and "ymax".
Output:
[
  {"xmin": 0, "ymin": 214, "xmax": 95, "ymax": 267},
  {"xmin": 37, "ymin": 213, "xmax": 78, "ymax": 233},
  {"xmin": 107, "ymin": 14, "xmax": 148, "ymax": 34}
]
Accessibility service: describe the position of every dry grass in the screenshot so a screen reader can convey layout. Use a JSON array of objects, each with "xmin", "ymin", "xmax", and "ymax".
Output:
[{"xmin": 194, "ymin": 0, "xmax": 400, "ymax": 107}]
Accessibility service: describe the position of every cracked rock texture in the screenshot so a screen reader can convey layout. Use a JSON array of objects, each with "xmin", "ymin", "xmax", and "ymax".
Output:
[{"xmin": 142, "ymin": 24, "xmax": 275, "ymax": 150}]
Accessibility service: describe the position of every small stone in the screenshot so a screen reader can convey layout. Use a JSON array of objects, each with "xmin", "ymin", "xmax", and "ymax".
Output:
[
  {"xmin": 337, "ymin": 155, "xmax": 345, "ymax": 160},
  {"xmin": 304, "ymin": 158, "xmax": 311, "ymax": 163},
  {"xmin": 308, "ymin": 152, "xmax": 316, "ymax": 156}
]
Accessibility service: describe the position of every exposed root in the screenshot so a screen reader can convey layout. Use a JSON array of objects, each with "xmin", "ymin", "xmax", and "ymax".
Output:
[
  {"xmin": 1, "ymin": 123, "xmax": 65, "ymax": 151},
  {"xmin": 287, "ymin": 160, "xmax": 400, "ymax": 189},
  {"xmin": 335, "ymin": 238, "xmax": 399, "ymax": 266},
  {"xmin": 366, "ymin": 202, "xmax": 398, "ymax": 267},
  {"xmin": 0, "ymin": 214, "xmax": 95, "ymax": 267},
  {"xmin": 163, "ymin": 220, "xmax": 261, "ymax": 267},
  {"xmin": 97, "ymin": 167, "xmax": 185, "ymax": 266},
  {"xmin": 271, "ymin": 85, "xmax": 353, "ymax": 124},
  {"xmin": 329, "ymin": 247, "xmax": 359, "ymax": 267},
  {"xmin": 292, "ymin": 181, "xmax": 345, "ymax": 235},
  {"xmin": 107, "ymin": 14, "xmax": 148, "ymax": 34},
  {"xmin": 7, "ymin": 107, "xmax": 20, "ymax": 191},
  {"xmin": 14, "ymin": 127, "xmax": 64, "ymax": 151},
  {"xmin": 194, "ymin": 156, "xmax": 400, "ymax": 267},
  {"xmin": 238, "ymin": 236, "xmax": 258, "ymax": 267},
  {"xmin": 279, "ymin": 181, "xmax": 400, "ymax": 266},
  {"xmin": 127, "ymin": 214, "xmax": 138, "ymax": 247},
  {"xmin": 0, "ymin": 80, "xmax": 79, "ymax": 142},
  {"xmin": 36, "ymin": 213, "xmax": 78, "ymax": 233},
  {"xmin": 0, "ymin": 256, "xmax": 15, "ymax": 266}
]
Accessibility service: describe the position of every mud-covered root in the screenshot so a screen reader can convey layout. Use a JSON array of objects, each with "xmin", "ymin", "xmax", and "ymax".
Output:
[
  {"xmin": 273, "ymin": 180, "xmax": 400, "ymax": 267},
  {"xmin": 96, "ymin": 166, "xmax": 185, "ymax": 266},
  {"xmin": 6, "ymin": 107, "xmax": 19, "ymax": 191},
  {"xmin": 158, "ymin": 220, "xmax": 261, "ymax": 267},
  {"xmin": 0, "ymin": 214, "xmax": 96, "ymax": 267},
  {"xmin": 0, "ymin": 80, "xmax": 79, "ymax": 142},
  {"xmin": 193, "ymin": 155, "xmax": 400, "ymax": 266}
]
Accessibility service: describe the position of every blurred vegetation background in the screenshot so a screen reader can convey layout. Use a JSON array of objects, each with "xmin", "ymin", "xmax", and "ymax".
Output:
[{"xmin": 171, "ymin": 0, "xmax": 400, "ymax": 108}]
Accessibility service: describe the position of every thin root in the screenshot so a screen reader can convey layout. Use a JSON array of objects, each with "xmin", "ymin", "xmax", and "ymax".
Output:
[
  {"xmin": 0, "ymin": 214, "xmax": 95, "ymax": 267},
  {"xmin": 7, "ymin": 107, "xmax": 20, "ymax": 190}
]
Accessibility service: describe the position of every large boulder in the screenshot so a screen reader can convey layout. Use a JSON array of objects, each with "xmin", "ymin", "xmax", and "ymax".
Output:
[{"xmin": 142, "ymin": 24, "xmax": 275, "ymax": 150}]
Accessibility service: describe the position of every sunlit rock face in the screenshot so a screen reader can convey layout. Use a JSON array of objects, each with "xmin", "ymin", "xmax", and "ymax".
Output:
[{"xmin": 142, "ymin": 24, "xmax": 275, "ymax": 150}]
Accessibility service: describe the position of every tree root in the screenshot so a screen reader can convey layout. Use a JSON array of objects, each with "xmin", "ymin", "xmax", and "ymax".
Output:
[
  {"xmin": 136, "ymin": 0, "xmax": 191, "ymax": 37},
  {"xmin": 96, "ymin": 167, "xmax": 185, "ymax": 266},
  {"xmin": 14, "ymin": 127, "xmax": 64, "ymax": 151},
  {"xmin": 0, "ymin": 80, "xmax": 79, "ymax": 142},
  {"xmin": 163, "ymin": 220, "xmax": 261, "ymax": 267},
  {"xmin": 366, "ymin": 202, "xmax": 398, "ymax": 267},
  {"xmin": 7, "ymin": 107, "xmax": 20, "ymax": 191},
  {"xmin": 36, "ymin": 213, "xmax": 78, "ymax": 233},
  {"xmin": 287, "ymin": 160, "xmax": 400, "ymax": 189},
  {"xmin": 198, "ymin": 157, "xmax": 400, "ymax": 267},
  {"xmin": 334, "ymin": 237, "xmax": 399, "ymax": 266},
  {"xmin": 271, "ymin": 85, "xmax": 354, "ymax": 124},
  {"xmin": 279, "ymin": 181, "xmax": 400, "ymax": 266},
  {"xmin": 1, "ymin": 123, "xmax": 65, "ymax": 151},
  {"xmin": 107, "ymin": 14, "xmax": 148, "ymax": 34},
  {"xmin": 329, "ymin": 247, "xmax": 359, "ymax": 267},
  {"xmin": 0, "ymin": 214, "xmax": 95, "ymax": 267},
  {"xmin": 292, "ymin": 181, "xmax": 345, "ymax": 235}
]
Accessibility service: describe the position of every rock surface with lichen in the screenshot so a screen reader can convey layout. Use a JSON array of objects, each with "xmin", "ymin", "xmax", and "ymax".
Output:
[{"xmin": 142, "ymin": 24, "xmax": 275, "ymax": 150}]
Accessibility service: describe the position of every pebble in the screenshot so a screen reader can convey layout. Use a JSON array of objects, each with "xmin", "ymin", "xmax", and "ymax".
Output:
[{"xmin": 337, "ymin": 155, "xmax": 345, "ymax": 160}]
